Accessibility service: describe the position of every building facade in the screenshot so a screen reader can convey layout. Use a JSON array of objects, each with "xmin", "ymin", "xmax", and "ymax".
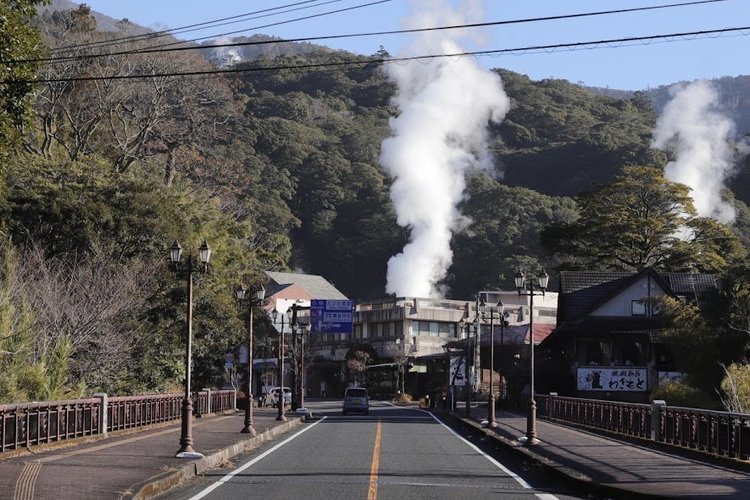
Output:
[{"xmin": 542, "ymin": 269, "xmax": 717, "ymax": 402}]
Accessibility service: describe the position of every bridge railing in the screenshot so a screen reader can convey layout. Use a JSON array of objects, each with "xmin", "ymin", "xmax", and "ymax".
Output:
[
  {"xmin": 0, "ymin": 389, "xmax": 236, "ymax": 454},
  {"xmin": 536, "ymin": 394, "xmax": 750, "ymax": 462},
  {"xmin": 0, "ymin": 398, "xmax": 101, "ymax": 453}
]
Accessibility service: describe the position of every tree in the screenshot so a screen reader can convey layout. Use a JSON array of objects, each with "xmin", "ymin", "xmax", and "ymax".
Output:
[
  {"xmin": 660, "ymin": 266, "xmax": 750, "ymax": 399},
  {"xmin": 0, "ymin": 0, "xmax": 47, "ymax": 155},
  {"xmin": 719, "ymin": 363, "xmax": 750, "ymax": 413},
  {"xmin": 345, "ymin": 343, "xmax": 378, "ymax": 385},
  {"xmin": 542, "ymin": 166, "xmax": 744, "ymax": 273},
  {"xmin": 386, "ymin": 340, "xmax": 415, "ymax": 396},
  {"xmin": 17, "ymin": 244, "xmax": 159, "ymax": 392}
]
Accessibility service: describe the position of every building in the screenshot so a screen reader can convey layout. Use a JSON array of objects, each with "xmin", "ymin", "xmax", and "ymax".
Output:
[
  {"xmin": 254, "ymin": 271, "xmax": 347, "ymax": 398},
  {"xmin": 541, "ymin": 269, "xmax": 717, "ymax": 402}
]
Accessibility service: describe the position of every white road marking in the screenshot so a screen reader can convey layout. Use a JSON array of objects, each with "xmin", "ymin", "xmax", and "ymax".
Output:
[
  {"xmin": 426, "ymin": 411, "xmax": 559, "ymax": 500},
  {"xmin": 187, "ymin": 416, "xmax": 327, "ymax": 500}
]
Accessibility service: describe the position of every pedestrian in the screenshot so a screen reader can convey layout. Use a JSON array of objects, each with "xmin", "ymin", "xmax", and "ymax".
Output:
[{"xmin": 320, "ymin": 380, "xmax": 327, "ymax": 398}]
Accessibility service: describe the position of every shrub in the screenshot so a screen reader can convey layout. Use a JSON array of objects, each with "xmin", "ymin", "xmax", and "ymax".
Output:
[
  {"xmin": 719, "ymin": 363, "xmax": 750, "ymax": 413},
  {"xmin": 396, "ymin": 392, "xmax": 412, "ymax": 403},
  {"xmin": 650, "ymin": 381, "xmax": 717, "ymax": 410}
]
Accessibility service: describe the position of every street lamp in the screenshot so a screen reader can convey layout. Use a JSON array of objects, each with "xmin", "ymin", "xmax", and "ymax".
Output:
[
  {"xmin": 480, "ymin": 299, "xmax": 503, "ymax": 428},
  {"xmin": 515, "ymin": 269, "xmax": 549, "ymax": 446},
  {"xmin": 235, "ymin": 284, "xmax": 266, "ymax": 435},
  {"xmin": 169, "ymin": 240, "xmax": 212, "ymax": 459},
  {"xmin": 297, "ymin": 322, "xmax": 310, "ymax": 410},
  {"xmin": 271, "ymin": 308, "xmax": 289, "ymax": 421}
]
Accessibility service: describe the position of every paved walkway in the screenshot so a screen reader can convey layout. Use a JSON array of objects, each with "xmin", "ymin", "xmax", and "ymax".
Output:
[
  {"xmin": 0, "ymin": 407, "xmax": 304, "ymax": 500},
  {"xmin": 452, "ymin": 403, "xmax": 750, "ymax": 498}
]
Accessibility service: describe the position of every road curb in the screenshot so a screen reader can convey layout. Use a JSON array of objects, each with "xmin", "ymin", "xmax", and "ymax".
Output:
[
  {"xmin": 442, "ymin": 411, "xmax": 659, "ymax": 499},
  {"xmin": 131, "ymin": 416, "xmax": 305, "ymax": 500}
]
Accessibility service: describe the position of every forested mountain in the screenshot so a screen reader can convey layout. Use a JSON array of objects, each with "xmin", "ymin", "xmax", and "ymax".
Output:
[{"xmin": 21, "ymin": 2, "xmax": 750, "ymax": 298}]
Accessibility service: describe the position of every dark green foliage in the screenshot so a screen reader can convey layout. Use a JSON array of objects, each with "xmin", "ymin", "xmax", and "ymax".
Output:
[
  {"xmin": 650, "ymin": 381, "xmax": 718, "ymax": 410},
  {"xmin": 448, "ymin": 172, "xmax": 578, "ymax": 296},
  {"xmin": 0, "ymin": 0, "xmax": 47, "ymax": 155},
  {"xmin": 496, "ymin": 71, "xmax": 660, "ymax": 196},
  {"xmin": 542, "ymin": 166, "xmax": 745, "ymax": 273}
]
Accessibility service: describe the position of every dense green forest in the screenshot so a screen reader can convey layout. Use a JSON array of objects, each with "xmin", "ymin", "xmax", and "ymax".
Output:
[{"xmin": 2, "ymin": 2, "xmax": 750, "ymax": 405}]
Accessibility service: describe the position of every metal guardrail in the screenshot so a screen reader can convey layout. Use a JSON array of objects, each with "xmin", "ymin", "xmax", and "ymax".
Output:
[
  {"xmin": 0, "ymin": 390, "xmax": 236, "ymax": 454},
  {"xmin": 0, "ymin": 398, "xmax": 101, "ymax": 453},
  {"xmin": 658, "ymin": 405, "xmax": 750, "ymax": 461},
  {"xmin": 537, "ymin": 394, "xmax": 750, "ymax": 462},
  {"xmin": 540, "ymin": 394, "xmax": 652, "ymax": 439},
  {"xmin": 109, "ymin": 394, "xmax": 183, "ymax": 432}
]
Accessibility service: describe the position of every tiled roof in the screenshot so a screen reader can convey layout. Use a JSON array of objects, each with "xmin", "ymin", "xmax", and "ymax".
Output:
[
  {"xmin": 558, "ymin": 271, "xmax": 634, "ymax": 322},
  {"xmin": 557, "ymin": 270, "xmax": 717, "ymax": 323},
  {"xmin": 663, "ymin": 273, "xmax": 718, "ymax": 297},
  {"xmin": 265, "ymin": 271, "xmax": 348, "ymax": 300}
]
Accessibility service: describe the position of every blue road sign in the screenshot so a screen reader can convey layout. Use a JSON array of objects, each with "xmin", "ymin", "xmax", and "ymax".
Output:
[{"xmin": 310, "ymin": 299, "xmax": 353, "ymax": 334}]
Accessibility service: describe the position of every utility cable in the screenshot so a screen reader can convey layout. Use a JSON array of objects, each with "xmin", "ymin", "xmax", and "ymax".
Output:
[
  {"xmin": 46, "ymin": 0, "xmax": 391, "ymax": 59},
  {"xmin": 49, "ymin": 0, "xmax": 347, "ymax": 54},
  {"xmin": 27, "ymin": 0, "xmax": 726, "ymax": 65},
  {"xmin": 11, "ymin": 24, "xmax": 748, "ymax": 85}
]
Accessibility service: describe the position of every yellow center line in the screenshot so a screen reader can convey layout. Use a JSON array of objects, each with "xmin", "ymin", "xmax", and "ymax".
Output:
[{"xmin": 367, "ymin": 420, "xmax": 383, "ymax": 500}]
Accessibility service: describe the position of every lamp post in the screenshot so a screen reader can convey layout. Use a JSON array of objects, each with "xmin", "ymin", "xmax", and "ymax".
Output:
[
  {"xmin": 271, "ymin": 308, "xmax": 288, "ymax": 421},
  {"xmin": 298, "ymin": 323, "xmax": 310, "ymax": 409},
  {"xmin": 480, "ymin": 300, "xmax": 502, "ymax": 428},
  {"xmin": 515, "ymin": 269, "xmax": 549, "ymax": 446},
  {"xmin": 235, "ymin": 284, "xmax": 266, "ymax": 435},
  {"xmin": 169, "ymin": 240, "xmax": 212, "ymax": 459}
]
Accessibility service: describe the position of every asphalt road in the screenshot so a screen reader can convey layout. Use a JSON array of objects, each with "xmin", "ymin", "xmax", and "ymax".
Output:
[{"xmin": 158, "ymin": 401, "xmax": 590, "ymax": 500}]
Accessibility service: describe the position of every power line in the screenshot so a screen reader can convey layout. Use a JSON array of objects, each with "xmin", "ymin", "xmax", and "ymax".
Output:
[
  {"xmin": 49, "ymin": 0, "xmax": 346, "ymax": 54},
  {"xmin": 12, "ymin": 24, "xmax": 749, "ymax": 85},
  {"xmin": 25, "ymin": 0, "xmax": 726, "ymax": 66},
  {"xmin": 43, "ymin": 0, "xmax": 393, "ymax": 63}
]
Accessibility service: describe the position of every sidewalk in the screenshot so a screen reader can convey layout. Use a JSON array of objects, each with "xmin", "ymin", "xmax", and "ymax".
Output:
[
  {"xmin": 0, "ymin": 407, "xmax": 304, "ymax": 500},
  {"xmin": 452, "ymin": 403, "xmax": 750, "ymax": 498}
]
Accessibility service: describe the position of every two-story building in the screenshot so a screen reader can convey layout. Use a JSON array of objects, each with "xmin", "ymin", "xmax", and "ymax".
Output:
[{"xmin": 541, "ymin": 269, "xmax": 717, "ymax": 402}]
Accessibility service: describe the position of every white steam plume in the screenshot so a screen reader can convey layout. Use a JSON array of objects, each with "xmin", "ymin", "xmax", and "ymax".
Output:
[
  {"xmin": 651, "ymin": 80, "xmax": 738, "ymax": 224},
  {"xmin": 212, "ymin": 36, "xmax": 242, "ymax": 68},
  {"xmin": 380, "ymin": 0, "xmax": 509, "ymax": 298}
]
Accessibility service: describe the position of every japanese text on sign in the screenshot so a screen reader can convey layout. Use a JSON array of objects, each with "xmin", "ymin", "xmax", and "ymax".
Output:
[
  {"xmin": 311, "ymin": 299, "xmax": 353, "ymax": 334},
  {"xmin": 577, "ymin": 367, "xmax": 647, "ymax": 392}
]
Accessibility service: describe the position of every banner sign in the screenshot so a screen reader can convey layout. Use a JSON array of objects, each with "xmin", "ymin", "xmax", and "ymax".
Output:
[
  {"xmin": 310, "ymin": 299, "xmax": 353, "ymax": 334},
  {"xmin": 577, "ymin": 367, "xmax": 647, "ymax": 392},
  {"xmin": 449, "ymin": 356, "xmax": 466, "ymax": 386}
]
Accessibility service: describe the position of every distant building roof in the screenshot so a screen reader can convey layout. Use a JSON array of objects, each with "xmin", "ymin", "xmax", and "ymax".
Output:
[
  {"xmin": 265, "ymin": 271, "xmax": 348, "ymax": 300},
  {"xmin": 557, "ymin": 269, "xmax": 717, "ymax": 323}
]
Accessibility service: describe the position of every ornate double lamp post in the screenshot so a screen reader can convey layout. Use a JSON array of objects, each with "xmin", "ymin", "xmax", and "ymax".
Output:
[
  {"xmin": 235, "ymin": 284, "xmax": 266, "ymax": 435},
  {"xmin": 271, "ymin": 308, "xmax": 289, "ymax": 421},
  {"xmin": 169, "ymin": 240, "xmax": 212, "ymax": 459},
  {"xmin": 515, "ymin": 269, "xmax": 549, "ymax": 446},
  {"xmin": 479, "ymin": 299, "xmax": 504, "ymax": 428}
]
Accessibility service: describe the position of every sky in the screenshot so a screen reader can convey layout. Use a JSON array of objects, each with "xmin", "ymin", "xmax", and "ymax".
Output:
[{"xmin": 72, "ymin": 0, "xmax": 748, "ymax": 90}]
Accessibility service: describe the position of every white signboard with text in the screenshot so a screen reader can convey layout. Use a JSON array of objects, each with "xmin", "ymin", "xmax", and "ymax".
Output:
[
  {"xmin": 449, "ymin": 356, "xmax": 466, "ymax": 386},
  {"xmin": 577, "ymin": 367, "xmax": 647, "ymax": 392}
]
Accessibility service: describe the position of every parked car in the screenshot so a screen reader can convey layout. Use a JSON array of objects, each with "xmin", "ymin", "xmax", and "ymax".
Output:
[
  {"xmin": 342, "ymin": 387, "xmax": 369, "ymax": 415},
  {"xmin": 268, "ymin": 386, "xmax": 292, "ymax": 407}
]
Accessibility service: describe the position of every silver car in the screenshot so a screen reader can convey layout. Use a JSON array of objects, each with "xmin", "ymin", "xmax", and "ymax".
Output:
[
  {"xmin": 268, "ymin": 386, "xmax": 292, "ymax": 407},
  {"xmin": 342, "ymin": 387, "xmax": 369, "ymax": 415}
]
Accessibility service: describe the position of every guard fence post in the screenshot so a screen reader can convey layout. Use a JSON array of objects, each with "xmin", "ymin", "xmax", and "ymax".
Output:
[
  {"xmin": 94, "ymin": 393, "xmax": 108, "ymax": 436},
  {"xmin": 651, "ymin": 400, "xmax": 666, "ymax": 442}
]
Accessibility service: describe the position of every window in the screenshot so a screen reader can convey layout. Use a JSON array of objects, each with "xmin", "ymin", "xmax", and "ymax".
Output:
[
  {"xmin": 613, "ymin": 339, "xmax": 645, "ymax": 366},
  {"xmin": 577, "ymin": 339, "xmax": 611, "ymax": 366},
  {"xmin": 438, "ymin": 322, "xmax": 452, "ymax": 338},
  {"xmin": 631, "ymin": 300, "xmax": 646, "ymax": 316},
  {"xmin": 394, "ymin": 322, "xmax": 403, "ymax": 338}
]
